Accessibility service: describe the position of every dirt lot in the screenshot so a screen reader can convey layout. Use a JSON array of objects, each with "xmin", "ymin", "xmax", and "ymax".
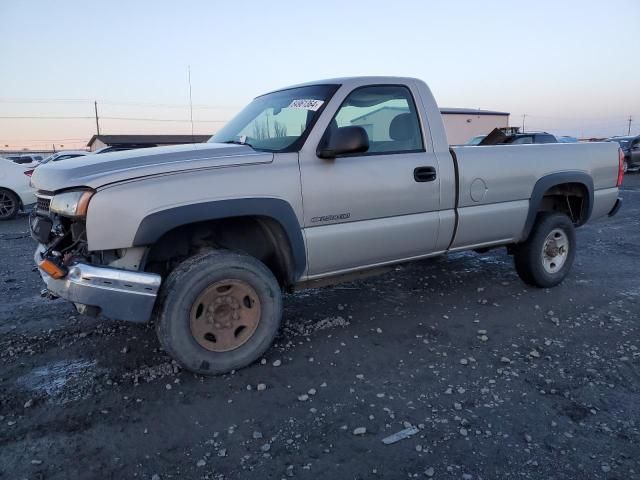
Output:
[{"xmin": 1, "ymin": 177, "xmax": 639, "ymax": 480}]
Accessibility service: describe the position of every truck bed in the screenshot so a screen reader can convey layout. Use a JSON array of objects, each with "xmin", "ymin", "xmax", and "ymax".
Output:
[{"xmin": 447, "ymin": 141, "xmax": 620, "ymax": 250}]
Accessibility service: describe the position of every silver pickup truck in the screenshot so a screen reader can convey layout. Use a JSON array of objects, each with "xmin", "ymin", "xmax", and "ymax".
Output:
[{"xmin": 30, "ymin": 76, "xmax": 623, "ymax": 375}]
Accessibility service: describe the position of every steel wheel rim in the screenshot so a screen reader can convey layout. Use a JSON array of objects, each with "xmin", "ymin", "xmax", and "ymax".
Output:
[
  {"xmin": 541, "ymin": 228, "xmax": 569, "ymax": 274},
  {"xmin": 189, "ymin": 279, "xmax": 262, "ymax": 352},
  {"xmin": 0, "ymin": 192, "xmax": 16, "ymax": 218}
]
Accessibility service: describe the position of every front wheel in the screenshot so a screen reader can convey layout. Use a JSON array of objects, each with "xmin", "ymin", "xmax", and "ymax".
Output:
[
  {"xmin": 155, "ymin": 250, "xmax": 283, "ymax": 375},
  {"xmin": 0, "ymin": 189, "xmax": 19, "ymax": 220},
  {"xmin": 514, "ymin": 213, "xmax": 576, "ymax": 288}
]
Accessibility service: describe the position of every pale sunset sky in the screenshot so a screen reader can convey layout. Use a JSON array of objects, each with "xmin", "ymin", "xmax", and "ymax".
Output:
[{"xmin": 0, "ymin": 0, "xmax": 638, "ymax": 150}]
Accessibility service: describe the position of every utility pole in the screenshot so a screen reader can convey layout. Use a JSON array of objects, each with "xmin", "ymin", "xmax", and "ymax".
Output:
[
  {"xmin": 188, "ymin": 66, "xmax": 194, "ymax": 141},
  {"xmin": 94, "ymin": 101, "xmax": 100, "ymax": 136},
  {"xmin": 628, "ymin": 116, "xmax": 633, "ymax": 135},
  {"xmin": 522, "ymin": 114, "xmax": 526, "ymax": 133}
]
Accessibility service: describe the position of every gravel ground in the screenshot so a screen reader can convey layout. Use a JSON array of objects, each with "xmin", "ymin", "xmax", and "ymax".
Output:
[{"xmin": 1, "ymin": 176, "xmax": 639, "ymax": 480}]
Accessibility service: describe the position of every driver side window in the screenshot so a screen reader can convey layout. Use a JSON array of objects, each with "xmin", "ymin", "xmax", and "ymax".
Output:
[{"xmin": 330, "ymin": 85, "xmax": 424, "ymax": 154}]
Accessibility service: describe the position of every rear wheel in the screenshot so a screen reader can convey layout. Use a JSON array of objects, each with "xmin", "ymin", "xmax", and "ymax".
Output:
[
  {"xmin": 0, "ymin": 189, "xmax": 19, "ymax": 220},
  {"xmin": 155, "ymin": 250, "xmax": 282, "ymax": 375},
  {"xmin": 514, "ymin": 213, "xmax": 576, "ymax": 288}
]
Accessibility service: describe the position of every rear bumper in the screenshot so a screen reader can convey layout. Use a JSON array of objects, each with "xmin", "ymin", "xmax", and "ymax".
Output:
[
  {"xmin": 608, "ymin": 197, "xmax": 622, "ymax": 217},
  {"xmin": 34, "ymin": 245, "xmax": 161, "ymax": 323}
]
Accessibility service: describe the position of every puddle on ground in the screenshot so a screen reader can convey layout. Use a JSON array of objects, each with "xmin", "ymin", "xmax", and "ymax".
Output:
[{"xmin": 16, "ymin": 359, "xmax": 104, "ymax": 404}]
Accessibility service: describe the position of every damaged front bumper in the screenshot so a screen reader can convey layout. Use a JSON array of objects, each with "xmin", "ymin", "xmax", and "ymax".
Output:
[{"xmin": 34, "ymin": 245, "xmax": 162, "ymax": 323}]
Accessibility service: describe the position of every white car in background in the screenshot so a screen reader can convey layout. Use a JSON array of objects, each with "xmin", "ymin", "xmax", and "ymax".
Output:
[
  {"xmin": 39, "ymin": 150, "xmax": 89, "ymax": 165},
  {"xmin": 0, "ymin": 157, "xmax": 36, "ymax": 220}
]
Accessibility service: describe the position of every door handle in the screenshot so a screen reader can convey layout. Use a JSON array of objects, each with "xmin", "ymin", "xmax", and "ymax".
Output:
[{"xmin": 414, "ymin": 166, "xmax": 437, "ymax": 182}]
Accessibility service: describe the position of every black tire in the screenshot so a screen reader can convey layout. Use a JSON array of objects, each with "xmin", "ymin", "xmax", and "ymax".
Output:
[
  {"xmin": 0, "ymin": 189, "xmax": 20, "ymax": 221},
  {"xmin": 514, "ymin": 212, "xmax": 576, "ymax": 288},
  {"xmin": 155, "ymin": 250, "xmax": 282, "ymax": 375}
]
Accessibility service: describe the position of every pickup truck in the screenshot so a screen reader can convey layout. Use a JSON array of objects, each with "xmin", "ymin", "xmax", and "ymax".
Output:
[{"xmin": 30, "ymin": 76, "xmax": 624, "ymax": 375}]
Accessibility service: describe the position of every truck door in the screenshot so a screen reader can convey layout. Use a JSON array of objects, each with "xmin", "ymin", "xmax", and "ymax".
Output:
[{"xmin": 298, "ymin": 84, "xmax": 442, "ymax": 277}]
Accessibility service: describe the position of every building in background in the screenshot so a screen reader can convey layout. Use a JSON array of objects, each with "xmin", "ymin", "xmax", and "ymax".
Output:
[
  {"xmin": 349, "ymin": 106, "xmax": 510, "ymax": 146},
  {"xmin": 0, "ymin": 149, "xmax": 55, "ymax": 158},
  {"xmin": 87, "ymin": 134, "xmax": 211, "ymax": 152},
  {"xmin": 440, "ymin": 108, "xmax": 510, "ymax": 145}
]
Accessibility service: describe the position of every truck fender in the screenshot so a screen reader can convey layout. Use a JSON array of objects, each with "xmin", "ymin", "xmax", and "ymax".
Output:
[
  {"xmin": 521, "ymin": 171, "xmax": 594, "ymax": 241},
  {"xmin": 132, "ymin": 198, "xmax": 306, "ymax": 279}
]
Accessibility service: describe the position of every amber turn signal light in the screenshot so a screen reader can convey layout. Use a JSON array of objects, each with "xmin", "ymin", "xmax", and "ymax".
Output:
[
  {"xmin": 76, "ymin": 191, "xmax": 93, "ymax": 217},
  {"xmin": 39, "ymin": 259, "xmax": 68, "ymax": 279}
]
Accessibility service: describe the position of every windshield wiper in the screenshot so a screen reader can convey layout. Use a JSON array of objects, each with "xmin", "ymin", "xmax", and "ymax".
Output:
[{"xmin": 222, "ymin": 140, "xmax": 253, "ymax": 148}]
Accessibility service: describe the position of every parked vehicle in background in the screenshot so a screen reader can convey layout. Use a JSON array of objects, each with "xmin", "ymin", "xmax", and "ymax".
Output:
[
  {"xmin": 606, "ymin": 135, "xmax": 640, "ymax": 172},
  {"xmin": 466, "ymin": 134, "xmax": 486, "ymax": 145},
  {"xmin": 0, "ymin": 157, "xmax": 36, "ymax": 220},
  {"xmin": 30, "ymin": 76, "xmax": 623, "ymax": 375},
  {"xmin": 6, "ymin": 154, "xmax": 43, "ymax": 165},
  {"xmin": 39, "ymin": 151, "xmax": 89, "ymax": 165},
  {"xmin": 93, "ymin": 144, "xmax": 158, "ymax": 154},
  {"xmin": 500, "ymin": 132, "xmax": 558, "ymax": 144},
  {"xmin": 35, "ymin": 146, "xmax": 146, "ymax": 166},
  {"xmin": 557, "ymin": 136, "xmax": 579, "ymax": 143},
  {"xmin": 476, "ymin": 129, "xmax": 558, "ymax": 146}
]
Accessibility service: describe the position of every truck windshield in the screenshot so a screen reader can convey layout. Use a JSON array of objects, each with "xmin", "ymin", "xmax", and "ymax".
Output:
[{"xmin": 209, "ymin": 84, "xmax": 339, "ymax": 152}]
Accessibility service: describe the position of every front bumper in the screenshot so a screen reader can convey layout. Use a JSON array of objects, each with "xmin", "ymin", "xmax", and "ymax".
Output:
[{"xmin": 34, "ymin": 245, "xmax": 162, "ymax": 323}]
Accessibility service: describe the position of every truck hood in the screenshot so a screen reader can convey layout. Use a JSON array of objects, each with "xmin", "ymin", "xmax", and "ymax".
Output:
[{"xmin": 31, "ymin": 143, "xmax": 273, "ymax": 192}]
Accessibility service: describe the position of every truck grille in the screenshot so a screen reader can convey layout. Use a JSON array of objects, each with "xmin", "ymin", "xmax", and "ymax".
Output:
[{"xmin": 36, "ymin": 195, "xmax": 51, "ymax": 214}]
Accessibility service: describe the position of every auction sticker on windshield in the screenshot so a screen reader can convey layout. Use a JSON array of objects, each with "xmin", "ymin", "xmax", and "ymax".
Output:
[{"xmin": 288, "ymin": 99, "xmax": 324, "ymax": 111}]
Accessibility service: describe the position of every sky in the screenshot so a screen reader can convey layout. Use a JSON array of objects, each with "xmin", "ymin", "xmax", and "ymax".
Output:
[{"xmin": 0, "ymin": 0, "xmax": 638, "ymax": 150}]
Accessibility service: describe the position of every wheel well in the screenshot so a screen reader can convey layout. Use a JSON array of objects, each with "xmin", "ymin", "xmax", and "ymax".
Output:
[
  {"xmin": 538, "ymin": 182, "xmax": 589, "ymax": 225},
  {"xmin": 143, "ymin": 216, "xmax": 296, "ymax": 287}
]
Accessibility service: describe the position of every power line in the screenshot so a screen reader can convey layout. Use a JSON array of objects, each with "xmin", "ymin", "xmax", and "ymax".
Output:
[
  {"xmin": 96, "ymin": 101, "xmax": 240, "ymax": 109},
  {"xmin": 0, "ymin": 138, "xmax": 88, "ymax": 142},
  {"xmin": 0, "ymin": 97, "xmax": 634, "ymax": 119},
  {"xmin": 0, "ymin": 97, "xmax": 241, "ymax": 109},
  {"xmin": 101, "ymin": 117, "xmax": 226, "ymax": 123},
  {"xmin": 0, "ymin": 116, "xmax": 94, "ymax": 120},
  {"xmin": 510, "ymin": 113, "xmax": 640, "ymax": 122},
  {"xmin": 0, "ymin": 98, "xmax": 93, "ymax": 104},
  {"xmin": 0, "ymin": 115, "xmax": 226, "ymax": 123}
]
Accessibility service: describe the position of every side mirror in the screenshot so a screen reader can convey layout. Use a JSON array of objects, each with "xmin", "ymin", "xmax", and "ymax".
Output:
[{"xmin": 317, "ymin": 126, "xmax": 369, "ymax": 159}]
